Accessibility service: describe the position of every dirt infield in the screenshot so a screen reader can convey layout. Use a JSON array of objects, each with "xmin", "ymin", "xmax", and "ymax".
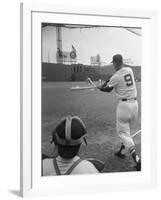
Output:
[{"xmin": 42, "ymin": 81, "xmax": 141, "ymax": 172}]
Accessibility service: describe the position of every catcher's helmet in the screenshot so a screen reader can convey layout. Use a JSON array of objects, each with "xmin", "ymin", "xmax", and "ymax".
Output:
[{"xmin": 51, "ymin": 116, "xmax": 87, "ymax": 146}]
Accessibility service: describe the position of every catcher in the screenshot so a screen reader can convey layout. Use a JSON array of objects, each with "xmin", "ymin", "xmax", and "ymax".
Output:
[{"xmin": 42, "ymin": 116, "xmax": 103, "ymax": 176}]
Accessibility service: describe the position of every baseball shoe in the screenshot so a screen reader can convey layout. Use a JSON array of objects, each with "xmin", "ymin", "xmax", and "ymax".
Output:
[
  {"xmin": 114, "ymin": 151, "xmax": 126, "ymax": 159},
  {"xmin": 134, "ymin": 160, "xmax": 141, "ymax": 171}
]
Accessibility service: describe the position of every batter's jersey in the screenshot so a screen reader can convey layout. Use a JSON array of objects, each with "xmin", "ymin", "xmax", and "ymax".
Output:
[
  {"xmin": 107, "ymin": 67, "xmax": 137, "ymax": 99},
  {"xmin": 43, "ymin": 156, "xmax": 99, "ymax": 176}
]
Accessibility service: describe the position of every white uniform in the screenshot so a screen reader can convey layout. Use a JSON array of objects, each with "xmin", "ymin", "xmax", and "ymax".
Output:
[
  {"xmin": 43, "ymin": 156, "xmax": 99, "ymax": 176},
  {"xmin": 107, "ymin": 67, "xmax": 138, "ymax": 153}
]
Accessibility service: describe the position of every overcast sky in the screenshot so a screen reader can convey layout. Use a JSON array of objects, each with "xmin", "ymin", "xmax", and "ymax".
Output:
[{"xmin": 42, "ymin": 25, "xmax": 142, "ymax": 66}]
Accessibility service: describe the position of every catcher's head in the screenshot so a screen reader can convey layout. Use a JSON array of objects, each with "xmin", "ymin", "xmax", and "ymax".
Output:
[{"xmin": 51, "ymin": 116, "xmax": 87, "ymax": 159}]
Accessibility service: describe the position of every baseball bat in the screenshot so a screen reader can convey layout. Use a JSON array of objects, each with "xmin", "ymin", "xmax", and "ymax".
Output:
[
  {"xmin": 86, "ymin": 77, "xmax": 97, "ymax": 88},
  {"xmin": 70, "ymin": 77, "xmax": 101, "ymax": 91}
]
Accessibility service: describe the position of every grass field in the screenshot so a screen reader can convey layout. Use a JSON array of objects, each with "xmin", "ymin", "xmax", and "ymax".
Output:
[{"xmin": 42, "ymin": 81, "xmax": 141, "ymax": 173}]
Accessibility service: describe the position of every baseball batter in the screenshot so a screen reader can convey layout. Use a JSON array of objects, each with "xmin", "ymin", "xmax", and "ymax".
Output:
[{"xmin": 98, "ymin": 54, "xmax": 141, "ymax": 171}]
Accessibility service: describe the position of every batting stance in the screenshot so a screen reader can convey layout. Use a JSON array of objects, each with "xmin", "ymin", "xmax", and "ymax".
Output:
[{"xmin": 98, "ymin": 54, "xmax": 141, "ymax": 171}]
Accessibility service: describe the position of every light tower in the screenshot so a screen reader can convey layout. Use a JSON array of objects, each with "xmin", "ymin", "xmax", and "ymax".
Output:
[{"xmin": 56, "ymin": 25, "xmax": 63, "ymax": 63}]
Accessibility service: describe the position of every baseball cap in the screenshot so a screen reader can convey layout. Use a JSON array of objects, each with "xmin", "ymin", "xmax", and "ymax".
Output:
[
  {"xmin": 111, "ymin": 54, "xmax": 123, "ymax": 64},
  {"xmin": 51, "ymin": 116, "xmax": 87, "ymax": 146}
]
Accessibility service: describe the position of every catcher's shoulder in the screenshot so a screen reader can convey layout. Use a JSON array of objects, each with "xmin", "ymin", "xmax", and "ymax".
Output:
[{"xmin": 72, "ymin": 159, "xmax": 99, "ymax": 174}]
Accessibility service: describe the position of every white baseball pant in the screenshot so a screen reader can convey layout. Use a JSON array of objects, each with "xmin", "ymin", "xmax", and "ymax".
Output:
[{"xmin": 116, "ymin": 100, "xmax": 138, "ymax": 153}]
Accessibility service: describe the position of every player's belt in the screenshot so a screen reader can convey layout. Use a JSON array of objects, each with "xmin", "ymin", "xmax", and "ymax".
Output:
[{"xmin": 121, "ymin": 98, "xmax": 137, "ymax": 101}]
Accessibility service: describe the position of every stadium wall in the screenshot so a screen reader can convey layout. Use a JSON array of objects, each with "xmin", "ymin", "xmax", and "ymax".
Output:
[
  {"xmin": 42, "ymin": 62, "xmax": 141, "ymax": 82},
  {"xmin": 42, "ymin": 63, "xmax": 72, "ymax": 81},
  {"xmin": 42, "ymin": 63, "xmax": 100, "ymax": 81}
]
